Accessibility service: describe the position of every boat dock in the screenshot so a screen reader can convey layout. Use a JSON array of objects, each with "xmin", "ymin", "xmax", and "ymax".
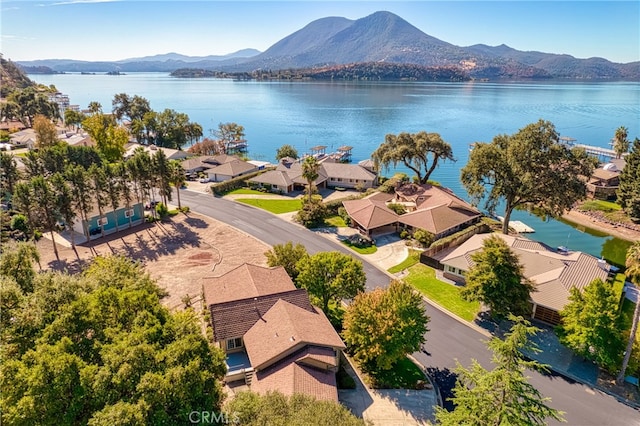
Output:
[{"xmin": 497, "ymin": 216, "xmax": 535, "ymax": 233}]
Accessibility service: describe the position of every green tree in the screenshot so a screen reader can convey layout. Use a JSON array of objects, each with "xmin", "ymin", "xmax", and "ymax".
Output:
[
  {"xmin": 33, "ymin": 114, "xmax": 59, "ymax": 149},
  {"xmin": 152, "ymin": 149, "xmax": 172, "ymax": 206},
  {"xmin": 51, "ymin": 173, "xmax": 78, "ymax": 248},
  {"xmin": 64, "ymin": 109, "xmax": 85, "ymax": 131},
  {"xmin": 617, "ymin": 241, "xmax": 640, "ymax": 385},
  {"xmin": 7, "ymin": 87, "xmax": 59, "ymax": 127},
  {"xmin": 154, "ymin": 109, "xmax": 191, "ymax": 149},
  {"xmin": 342, "ymin": 280, "xmax": 429, "ymax": 370},
  {"xmin": 617, "ymin": 138, "xmax": 640, "ymax": 219},
  {"xmin": 296, "ymin": 251, "xmax": 366, "ymax": 313},
  {"xmin": 460, "ymin": 234, "xmax": 534, "ymax": 319},
  {"xmin": 103, "ymin": 164, "xmax": 121, "ymax": 233},
  {"xmin": 214, "ymin": 122, "xmax": 245, "ymax": 154},
  {"xmin": 613, "ymin": 126, "xmax": 629, "ymax": 159},
  {"xmin": 114, "ymin": 162, "xmax": 135, "ymax": 228},
  {"xmin": 168, "ymin": 160, "xmax": 186, "ymax": 209},
  {"xmin": 435, "ymin": 316, "xmax": 564, "ymax": 425},
  {"xmin": 461, "ymin": 120, "xmax": 595, "ymax": 234},
  {"xmin": 225, "ymin": 391, "xmax": 366, "ymax": 426},
  {"xmin": 87, "ymin": 101, "xmax": 102, "ymax": 114},
  {"xmin": 301, "ymin": 156, "xmax": 319, "ymax": 202},
  {"xmin": 66, "ymin": 165, "xmax": 93, "ymax": 240},
  {"xmin": 0, "ymin": 242, "xmax": 40, "ymax": 293},
  {"xmin": 0, "ymin": 151, "xmax": 20, "ymax": 197},
  {"xmin": 372, "ymin": 131, "xmax": 454, "ymax": 184},
  {"xmin": 0, "ymin": 256, "xmax": 225, "ymax": 425},
  {"xmin": 88, "ymin": 164, "xmax": 108, "ymax": 238},
  {"xmin": 275, "ymin": 144, "xmax": 299, "ymax": 160},
  {"xmin": 26, "ymin": 176, "xmax": 61, "ymax": 261},
  {"xmin": 264, "ymin": 241, "xmax": 309, "ymax": 282},
  {"xmin": 82, "ymin": 113, "xmax": 127, "ymax": 162},
  {"xmin": 558, "ymin": 278, "xmax": 624, "ymax": 372}
]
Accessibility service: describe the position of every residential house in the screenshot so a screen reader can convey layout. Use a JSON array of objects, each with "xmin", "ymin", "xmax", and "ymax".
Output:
[
  {"xmin": 440, "ymin": 233, "xmax": 612, "ymax": 325},
  {"xmin": 341, "ymin": 183, "xmax": 481, "ymax": 238},
  {"xmin": 205, "ymin": 159, "xmax": 258, "ymax": 182},
  {"xmin": 203, "ymin": 264, "xmax": 345, "ymax": 401},
  {"xmin": 586, "ymin": 161, "xmax": 624, "ymax": 200},
  {"xmin": 72, "ymin": 201, "xmax": 145, "ymax": 241},
  {"xmin": 321, "ymin": 161, "xmax": 378, "ymax": 190},
  {"xmin": 248, "ymin": 170, "xmax": 294, "ymax": 193},
  {"xmin": 393, "ymin": 183, "xmax": 482, "ymax": 240},
  {"xmin": 124, "ymin": 143, "xmax": 191, "ymax": 161}
]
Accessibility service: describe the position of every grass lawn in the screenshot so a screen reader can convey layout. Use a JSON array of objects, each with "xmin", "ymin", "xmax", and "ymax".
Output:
[
  {"xmin": 324, "ymin": 215, "xmax": 348, "ymax": 227},
  {"xmin": 341, "ymin": 240, "xmax": 377, "ymax": 254},
  {"xmin": 404, "ymin": 264, "xmax": 480, "ymax": 321},
  {"xmin": 612, "ymin": 273, "xmax": 627, "ymax": 302},
  {"xmin": 226, "ymin": 188, "xmax": 272, "ymax": 195},
  {"xmin": 364, "ymin": 357, "xmax": 426, "ymax": 389},
  {"xmin": 236, "ymin": 198, "xmax": 302, "ymax": 214},
  {"xmin": 388, "ymin": 249, "xmax": 421, "ymax": 274},
  {"xmin": 580, "ymin": 199, "xmax": 623, "ymax": 212}
]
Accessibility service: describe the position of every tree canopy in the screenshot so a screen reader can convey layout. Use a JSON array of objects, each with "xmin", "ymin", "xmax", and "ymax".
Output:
[
  {"xmin": 296, "ymin": 251, "xmax": 366, "ymax": 313},
  {"xmin": 224, "ymin": 391, "xmax": 366, "ymax": 426},
  {"xmin": 460, "ymin": 234, "xmax": 534, "ymax": 319},
  {"xmin": 618, "ymin": 240, "xmax": 640, "ymax": 384},
  {"xmin": 617, "ymin": 137, "xmax": 640, "ymax": 220},
  {"xmin": 435, "ymin": 316, "xmax": 564, "ymax": 425},
  {"xmin": 276, "ymin": 144, "xmax": 299, "ymax": 161},
  {"xmin": 372, "ymin": 131, "xmax": 454, "ymax": 184},
  {"xmin": 558, "ymin": 278, "xmax": 624, "ymax": 372},
  {"xmin": 264, "ymin": 241, "xmax": 309, "ymax": 282},
  {"xmin": 461, "ymin": 119, "xmax": 595, "ymax": 234},
  {"xmin": 342, "ymin": 280, "xmax": 429, "ymax": 370},
  {"xmin": 613, "ymin": 126, "xmax": 630, "ymax": 159},
  {"xmin": 0, "ymin": 254, "xmax": 226, "ymax": 425}
]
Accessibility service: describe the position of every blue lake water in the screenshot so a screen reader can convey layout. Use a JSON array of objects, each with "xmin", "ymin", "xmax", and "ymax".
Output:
[{"xmin": 31, "ymin": 73, "xmax": 640, "ymax": 262}]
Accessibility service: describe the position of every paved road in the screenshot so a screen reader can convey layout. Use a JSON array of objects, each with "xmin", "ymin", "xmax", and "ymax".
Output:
[{"xmin": 180, "ymin": 189, "xmax": 640, "ymax": 425}]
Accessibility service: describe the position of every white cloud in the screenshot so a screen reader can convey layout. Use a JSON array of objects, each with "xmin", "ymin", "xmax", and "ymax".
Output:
[{"xmin": 50, "ymin": 0, "xmax": 119, "ymax": 6}]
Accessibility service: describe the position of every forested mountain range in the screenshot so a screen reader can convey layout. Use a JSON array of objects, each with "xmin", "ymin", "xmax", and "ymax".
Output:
[{"xmin": 13, "ymin": 11, "xmax": 639, "ymax": 80}]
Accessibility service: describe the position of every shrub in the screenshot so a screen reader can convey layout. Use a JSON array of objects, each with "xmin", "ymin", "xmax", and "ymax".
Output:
[
  {"xmin": 296, "ymin": 198, "xmax": 327, "ymax": 228},
  {"xmin": 387, "ymin": 203, "xmax": 407, "ymax": 215},
  {"xmin": 413, "ymin": 229, "xmax": 434, "ymax": 247},
  {"xmin": 338, "ymin": 206, "xmax": 351, "ymax": 226},
  {"xmin": 155, "ymin": 202, "xmax": 169, "ymax": 219}
]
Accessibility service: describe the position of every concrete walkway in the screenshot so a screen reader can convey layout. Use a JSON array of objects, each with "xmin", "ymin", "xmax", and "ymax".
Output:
[{"xmin": 339, "ymin": 354, "xmax": 438, "ymax": 425}]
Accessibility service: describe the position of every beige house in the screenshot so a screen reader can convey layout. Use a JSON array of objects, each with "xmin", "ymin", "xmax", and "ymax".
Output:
[
  {"xmin": 202, "ymin": 264, "xmax": 345, "ymax": 401},
  {"xmin": 440, "ymin": 233, "xmax": 612, "ymax": 325},
  {"xmin": 248, "ymin": 170, "xmax": 294, "ymax": 193},
  {"xmin": 586, "ymin": 162, "xmax": 623, "ymax": 200},
  {"xmin": 206, "ymin": 159, "xmax": 257, "ymax": 182}
]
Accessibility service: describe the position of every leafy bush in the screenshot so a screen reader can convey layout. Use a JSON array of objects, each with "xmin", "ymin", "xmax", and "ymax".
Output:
[
  {"xmin": 387, "ymin": 203, "xmax": 407, "ymax": 215},
  {"xmin": 296, "ymin": 198, "xmax": 327, "ymax": 228},
  {"xmin": 413, "ymin": 229, "xmax": 434, "ymax": 247},
  {"xmin": 210, "ymin": 168, "xmax": 274, "ymax": 195},
  {"xmin": 155, "ymin": 202, "xmax": 169, "ymax": 219},
  {"xmin": 338, "ymin": 206, "xmax": 351, "ymax": 226}
]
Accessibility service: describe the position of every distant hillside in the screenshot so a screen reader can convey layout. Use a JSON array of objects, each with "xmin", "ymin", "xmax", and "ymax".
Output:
[
  {"xmin": 171, "ymin": 62, "xmax": 470, "ymax": 82},
  {"xmin": 14, "ymin": 11, "xmax": 640, "ymax": 80},
  {"xmin": 0, "ymin": 56, "xmax": 35, "ymax": 96}
]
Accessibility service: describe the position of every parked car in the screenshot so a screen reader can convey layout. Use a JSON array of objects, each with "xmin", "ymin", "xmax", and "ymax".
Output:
[
  {"xmin": 145, "ymin": 200, "xmax": 159, "ymax": 210},
  {"xmin": 199, "ymin": 178, "xmax": 210, "ymax": 183}
]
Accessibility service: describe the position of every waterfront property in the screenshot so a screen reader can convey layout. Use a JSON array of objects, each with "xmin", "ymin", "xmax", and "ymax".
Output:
[
  {"xmin": 586, "ymin": 159, "xmax": 625, "ymax": 201},
  {"xmin": 124, "ymin": 143, "xmax": 191, "ymax": 161},
  {"xmin": 439, "ymin": 233, "xmax": 613, "ymax": 325},
  {"xmin": 342, "ymin": 183, "xmax": 482, "ymax": 239},
  {"xmin": 206, "ymin": 158, "xmax": 258, "ymax": 182},
  {"xmin": 202, "ymin": 264, "xmax": 346, "ymax": 401}
]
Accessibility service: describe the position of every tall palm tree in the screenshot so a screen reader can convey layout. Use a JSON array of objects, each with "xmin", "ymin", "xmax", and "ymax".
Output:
[
  {"xmin": 103, "ymin": 164, "xmax": 121, "ymax": 233},
  {"xmin": 168, "ymin": 160, "xmax": 186, "ymax": 209},
  {"xmin": 115, "ymin": 162, "xmax": 134, "ymax": 229},
  {"xmin": 617, "ymin": 241, "xmax": 640, "ymax": 385},
  {"xmin": 66, "ymin": 165, "xmax": 92, "ymax": 241},
  {"xmin": 613, "ymin": 126, "xmax": 629, "ymax": 159},
  {"xmin": 30, "ymin": 176, "xmax": 60, "ymax": 261},
  {"xmin": 88, "ymin": 164, "xmax": 108, "ymax": 238},
  {"xmin": 0, "ymin": 151, "xmax": 20, "ymax": 197},
  {"xmin": 301, "ymin": 156, "xmax": 319, "ymax": 202},
  {"xmin": 153, "ymin": 149, "xmax": 172, "ymax": 206},
  {"xmin": 51, "ymin": 173, "xmax": 77, "ymax": 249}
]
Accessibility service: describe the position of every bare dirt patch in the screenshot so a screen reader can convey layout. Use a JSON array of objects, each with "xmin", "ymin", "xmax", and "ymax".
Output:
[
  {"xmin": 35, "ymin": 212, "xmax": 270, "ymax": 310},
  {"xmin": 563, "ymin": 209, "xmax": 640, "ymax": 242}
]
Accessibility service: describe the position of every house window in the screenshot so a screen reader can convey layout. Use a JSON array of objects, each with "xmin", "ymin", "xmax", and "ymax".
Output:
[
  {"xmin": 97, "ymin": 217, "xmax": 108, "ymax": 226},
  {"xmin": 226, "ymin": 338, "xmax": 242, "ymax": 350},
  {"xmin": 124, "ymin": 209, "xmax": 134, "ymax": 218}
]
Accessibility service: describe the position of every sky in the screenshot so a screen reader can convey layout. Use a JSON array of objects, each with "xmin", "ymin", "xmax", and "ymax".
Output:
[{"xmin": 1, "ymin": 1, "xmax": 639, "ymax": 64}]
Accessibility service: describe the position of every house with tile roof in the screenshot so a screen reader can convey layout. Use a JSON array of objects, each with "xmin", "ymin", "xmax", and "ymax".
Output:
[
  {"xmin": 205, "ymin": 159, "xmax": 258, "ymax": 182},
  {"xmin": 342, "ymin": 183, "xmax": 481, "ymax": 238},
  {"xmin": 202, "ymin": 264, "xmax": 346, "ymax": 401},
  {"xmin": 440, "ymin": 232, "xmax": 612, "ymax": 325}
]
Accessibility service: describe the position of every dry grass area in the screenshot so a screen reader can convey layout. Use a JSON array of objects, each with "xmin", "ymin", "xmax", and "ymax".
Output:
[{"xmin": 35, "ymin": 212, "xmax": 270, "ymax": 310}]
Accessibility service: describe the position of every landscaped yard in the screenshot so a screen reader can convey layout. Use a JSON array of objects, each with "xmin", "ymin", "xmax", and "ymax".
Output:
[
  {"xmin": 324, "ymin": 215, "xmax": 348, "ymax": 227},
  {"xmin": 226, "ymin": 188, "xmax": 272, "ymax": 195},
  {"xmin": 341, "ymin": 240, "xmax": 377, "ymax": 254},
  {"xmin": 236, "ymin": 198, "xmax": 302, "ymax": 214},
  {"xmin": 404, "ymin": 264, "xmax": 480, "ymax": 321},
  {"xmin": 363, "ymin": 356, "xmax": 427, "ymax": 389},
  {"xmin": 388, "ymin": 249, "xmax": 421, "ymax": 274}
]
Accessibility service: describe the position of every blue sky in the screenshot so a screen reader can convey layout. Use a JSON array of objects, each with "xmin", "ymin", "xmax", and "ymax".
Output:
[{"xmin": 2, "ymin": 1, "xmax": 639, "ymax": 63}]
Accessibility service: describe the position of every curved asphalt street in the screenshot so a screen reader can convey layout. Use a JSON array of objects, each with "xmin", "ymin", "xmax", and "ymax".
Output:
[{"xmin": 180, "ymin": 189, "xmax": 640, "ymax": 425}]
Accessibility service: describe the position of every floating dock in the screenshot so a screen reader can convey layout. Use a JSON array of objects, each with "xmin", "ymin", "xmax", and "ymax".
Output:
[{"xmin": 497, "ymin": 216, "xmax": 535, "ymax": 233}]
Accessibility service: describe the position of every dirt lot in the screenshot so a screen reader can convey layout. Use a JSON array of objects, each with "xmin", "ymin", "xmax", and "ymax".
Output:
[{"xmin": 35, "ymin": 212, "xmax": 271, "ymax": 310}]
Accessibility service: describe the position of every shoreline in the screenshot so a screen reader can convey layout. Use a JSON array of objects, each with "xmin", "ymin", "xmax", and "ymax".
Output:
[{"xmin": 561, "ymin": 209, "xmax": 640, "ymax": 243}]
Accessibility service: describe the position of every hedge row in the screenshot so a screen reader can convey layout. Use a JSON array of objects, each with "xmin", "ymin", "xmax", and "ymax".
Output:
[{"xmin": 209, "ymin": 167, "xmax": 275, "ymax": 195}]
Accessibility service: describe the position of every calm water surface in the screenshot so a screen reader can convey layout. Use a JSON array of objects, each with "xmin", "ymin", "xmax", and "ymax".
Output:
[{"xmin": 31, "ymin": 73, "xmax": 640, "ymax": 263}]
